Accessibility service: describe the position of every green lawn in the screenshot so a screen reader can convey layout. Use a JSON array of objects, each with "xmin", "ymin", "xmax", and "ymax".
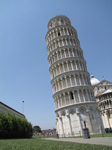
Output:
[
  {"xmin": 90, "ymin": 133, "xmax": 112, "ymax": 138},
  {"xmin": 0, "ymin": 138, "xmax": 112, "ymax": 150}
]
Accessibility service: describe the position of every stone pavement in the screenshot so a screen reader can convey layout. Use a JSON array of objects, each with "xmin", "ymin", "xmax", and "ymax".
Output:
[{"xmin": 44, "ymin": 137, "xmax": 112, "ymax": 146}]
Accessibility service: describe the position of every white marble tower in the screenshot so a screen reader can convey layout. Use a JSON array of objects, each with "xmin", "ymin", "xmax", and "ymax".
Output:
[{"xmin": 45, "ymin": 15, "xmax": 104, "ymax": 137}]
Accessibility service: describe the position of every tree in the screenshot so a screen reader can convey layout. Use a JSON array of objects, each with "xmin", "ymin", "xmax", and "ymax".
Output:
[
  {"xmin": 0, "ymin": 113, "xmax": 33, "ymax": 139},
  {"xmin": 33, "ymin": 125, "xmax": 41, "ymax": 133}
]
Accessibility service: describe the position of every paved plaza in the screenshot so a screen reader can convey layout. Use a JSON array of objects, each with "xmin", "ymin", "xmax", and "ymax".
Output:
[{"xmin": 44, "ymin": 137, "xmax": 112, "ymax": 146}]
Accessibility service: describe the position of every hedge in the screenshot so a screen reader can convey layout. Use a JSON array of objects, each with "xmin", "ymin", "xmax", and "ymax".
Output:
[{"xmin": 0, "ymin": 113, "xmax": 33, "ymax": 139}]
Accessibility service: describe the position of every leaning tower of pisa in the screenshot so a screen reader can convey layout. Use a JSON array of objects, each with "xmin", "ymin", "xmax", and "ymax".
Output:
[{"xmin": 45, "ymin": 15, "xmax": 103, "ymax": 137}]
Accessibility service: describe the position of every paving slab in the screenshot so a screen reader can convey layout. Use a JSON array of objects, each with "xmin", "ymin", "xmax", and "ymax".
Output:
[{"xmin": 44, "ymin": 137, "xmax": 112, "ymax": 146}]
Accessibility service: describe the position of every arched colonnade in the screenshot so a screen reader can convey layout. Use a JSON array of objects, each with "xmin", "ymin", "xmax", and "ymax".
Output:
[
  {"xmin": 52, "ymin": 73, "xmax": 91, "ymax": 93},
  {"xmin": 54, "ymin": 88, "xmax": 95, "ymax": 109},
  {"xmin": 48, "ymin": 47, "xmax": 84, "ymax": 66},
  {"xmin": 50, "ymin": 59, "xmax": 87, "ymax": 79}
]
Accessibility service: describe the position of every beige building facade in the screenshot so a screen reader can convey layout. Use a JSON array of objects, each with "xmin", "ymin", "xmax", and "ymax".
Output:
[
  {"xmin": 0, "ymin": 101, "xmax": 25, "ymax": 119},
  {"xmin": 45, "ymin": 15, "xmax": 104, "ymax": 137}
]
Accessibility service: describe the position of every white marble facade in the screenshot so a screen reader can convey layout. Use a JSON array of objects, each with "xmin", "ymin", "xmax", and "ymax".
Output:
[
  {"xmin": 45, "ymin": 15, "xmax": 104, "ymax": 137},
  {"xmin": 91, "ymin": 76, "xmax": 112, "ymax": 130},
  {"xmin": 56, "ymin": 104, "xmax": 103, "ymax": 137}
]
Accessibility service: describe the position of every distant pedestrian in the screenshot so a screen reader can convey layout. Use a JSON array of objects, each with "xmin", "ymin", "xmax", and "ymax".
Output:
[{"xmin": 56, "ymin": 131, "xmax": 59, "ymax": 138}]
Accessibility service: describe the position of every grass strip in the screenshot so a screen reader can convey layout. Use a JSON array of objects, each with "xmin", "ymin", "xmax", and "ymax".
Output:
[{"xmin": 0, "ymin": 138, "xmax": 112, "ymax": 150}]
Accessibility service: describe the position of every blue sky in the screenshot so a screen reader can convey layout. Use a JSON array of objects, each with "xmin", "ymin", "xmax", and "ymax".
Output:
[{"xmin": 0, "ymin": 0, "xmax": 112, "ymax": 129}]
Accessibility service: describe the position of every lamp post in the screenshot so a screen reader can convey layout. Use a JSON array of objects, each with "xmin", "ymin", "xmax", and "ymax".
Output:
[{"xmin": 22, "ymin": 101, "xmax": 24, "ymax": 114}]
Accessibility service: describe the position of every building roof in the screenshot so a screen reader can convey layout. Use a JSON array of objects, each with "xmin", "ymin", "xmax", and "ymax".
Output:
[
  {"xmin": 96, "ymin": 89, "xmax": 112, "ymax": 97},
  {"xmin": 90, "ymin": 75, "xmax": 100, "ymax": 86},
  {"xmin": 0, "ymin": 101, "xmax": 25, "ymax": 117},
  {"xmin": 96, "ymin": 79, "xmax": 112, "ymax": 86},
  {"xmin": 100, "ymin": 89, "xmax": 112, "ymax": 96}
]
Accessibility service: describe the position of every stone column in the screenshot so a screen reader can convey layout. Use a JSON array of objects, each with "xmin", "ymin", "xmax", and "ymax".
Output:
[
  {"xmin": 101, "ymin": 113, "xmax": 106, "ymax": 128},
  {"xmin": 66, "ymin": 61, "xmax": 69, "ymax": 71},
  {"xmin": 56, "ymin": 82, "xmax": 58, "ymax": 92},
  {"xmin": 110, "ymin": 110, "xmax": 112, "ymax": 127},
  {"xmin": 62, "ymin": 39, "xmax": 64, "ymax": 46},
  {"xmin": 83, "ymin": 76, "xmax": 86, "ymax": 85},
  {"xmin": 62, "ymin": 78, "xmax": 64, "ymax": 89},
  {"xmin": 59, "ymin": 116, "xmax": 64, "ymax": 137},
  {"xmin": 77, "ymin": 61, "xmax": 80, "ymax": 70},
  {"xmin": 57, "ymin": 79, "xmax": 59, "ymax": 91},
  {"xmin": 65, "ymin": 76, "xmax": 68, "ymax": 88},
  {"xmin": 52, "ymin": 69, "xmax": 54, "ymax": 77},
  {"xmin": 68, "ymin": 49, "xmax": 70, "ymax": 57},
  {"xmin": 70, "ymin": 39, "xmax": 72, "ymax": 45},
  {"xmin": 82, "ymin": 75, "xmax": 85, "ymax": 85},
  {"xmin": 54, "ymin": 98, "xmax": 57, "ymax": 109},
  {"xmin": 65, "ymin": 38, "xmax": 68, "ymax": 45},
  {"xmin": 60, "ymin": 78, "xmax": 62, "ymax": 90},
  {"xmin": 53, "ymin": 30, "xmax": 55, "ymax": 38},
  {"xmin": 54, "ymin": 66, "xmax": 57, "ymax": 76},
  {"xmin": 55, "ymin": 98, "xmax": 58, "ymax": 109},
  {"xmin": 55, "ymin": 29, "xmax": 58, "ymax": 37},
  {"xmin": 68, "ymin": 92, "xmax": 71, "ymax": 105},
  {"xmin": 79, "ymin": 75, "xmax": 82, "ymax": 85},
  {"xmin": 69, "ymin": 75, "xmax": 72, "ymax": 87},
  {"xmin": 106, "ymin": 111, "xmax": 110, "ymax": 128},
  {"xmin": 76, "ymin": 108, "xmax": 82, "ymax": 135},
  {"xmin": 63, "ymin": 49, "xmax": 66, "ymax": 58},
  {"xmin": 86, "ymin": 110, "xmax": 94, "ymax": 133},
  {"xmin": 74, "ymin": 75, "xmax": 77, "ymax": 86},
  {"xmin": 86, "ymin": 90, "xmax": 89, "ymax": 101},
  {"xmin": 75, "ymin": 61, "xmax": 78, "ymax": 70},
  {"xmin": 90, "ymin": 92, "xmax": 92, "ymax": 101},
  {"xmin": 79, "ymin": 62, "xmax": 81, "ymax": 70},
  {"xmin": 56, "ymin": 117, "xmax": 58, "ymax": 133},
  {"xmin": 66, "ymin": 110, "xmax": 72, "ymax": 135},
  {"xmin": 63, "ymin": 28, "xmax": 66, "ymax": 35},
  {"xmin": 49, "ymin": 70, "xmax": 52, "ymax": 79},
  {"xmin": 58, "ymin": 64, "xmax": 61, "ymax": 74},
  {"xmin": 77, "ymin": 90, "xmax": 81, "ymax": 102},
  {"xmin": 71, "ymin": 48, "xmax": 74, "ymax": 57},
  {"xmin": 58, "ymin": 39, "xmax": 60, "ymax": 47},
  {"xmin": 83, "ymin": 91, "xmax": 86, "ymax": 102},
  {"xmin": 63, "ymin": 93, "xmax": 66, "ymax": 105},
  {"xmin": 59, "ymin": 95, "xmax": 62, "ymax": 107},
  {"xmin": 54, "ymin": 82, "xmax": 57, "ymax": 92},
  {"xmin": 85, "ymin": 76, "xmax": 88, "ymax": 85},
  {"xmin": 60, "ymin": 50, "xmax": 62, "ymax": 59},
  {"xmin": 66, "ymin": 28, "xmax": 69, "ymax": 35},
  {"xmin": 76, "ymin": 49, "xmax": 78, "ymax": 57},
  {"xmin": 104, "ymin": 112, "xmax": 108, "ymax": 128},
  {"xmin": 79, "ymin": 90, "xmax": 82, "ymax": 102},
  {"xmin": 58, "ymin": 99, "xmax": 60, "ymax": 108},
  {"xmin": 82, "ymin": 62, "xmax": 85, "ymax": 70},
  {"xmin": 62, "ymin": 62, "xmax": 65, "ymax": 72},
  {"xmin": 70, "ymin": 61, "xmax": 74, "ymax": 70},
  {"xmin": 52, "ymin": 83, "xmax": 55, "ymax": 94}
]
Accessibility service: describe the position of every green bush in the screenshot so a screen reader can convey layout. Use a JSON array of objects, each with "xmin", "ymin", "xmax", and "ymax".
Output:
[{"xmin": 0, "ymin": 113, "xmax": 33, "ymax": 139}]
